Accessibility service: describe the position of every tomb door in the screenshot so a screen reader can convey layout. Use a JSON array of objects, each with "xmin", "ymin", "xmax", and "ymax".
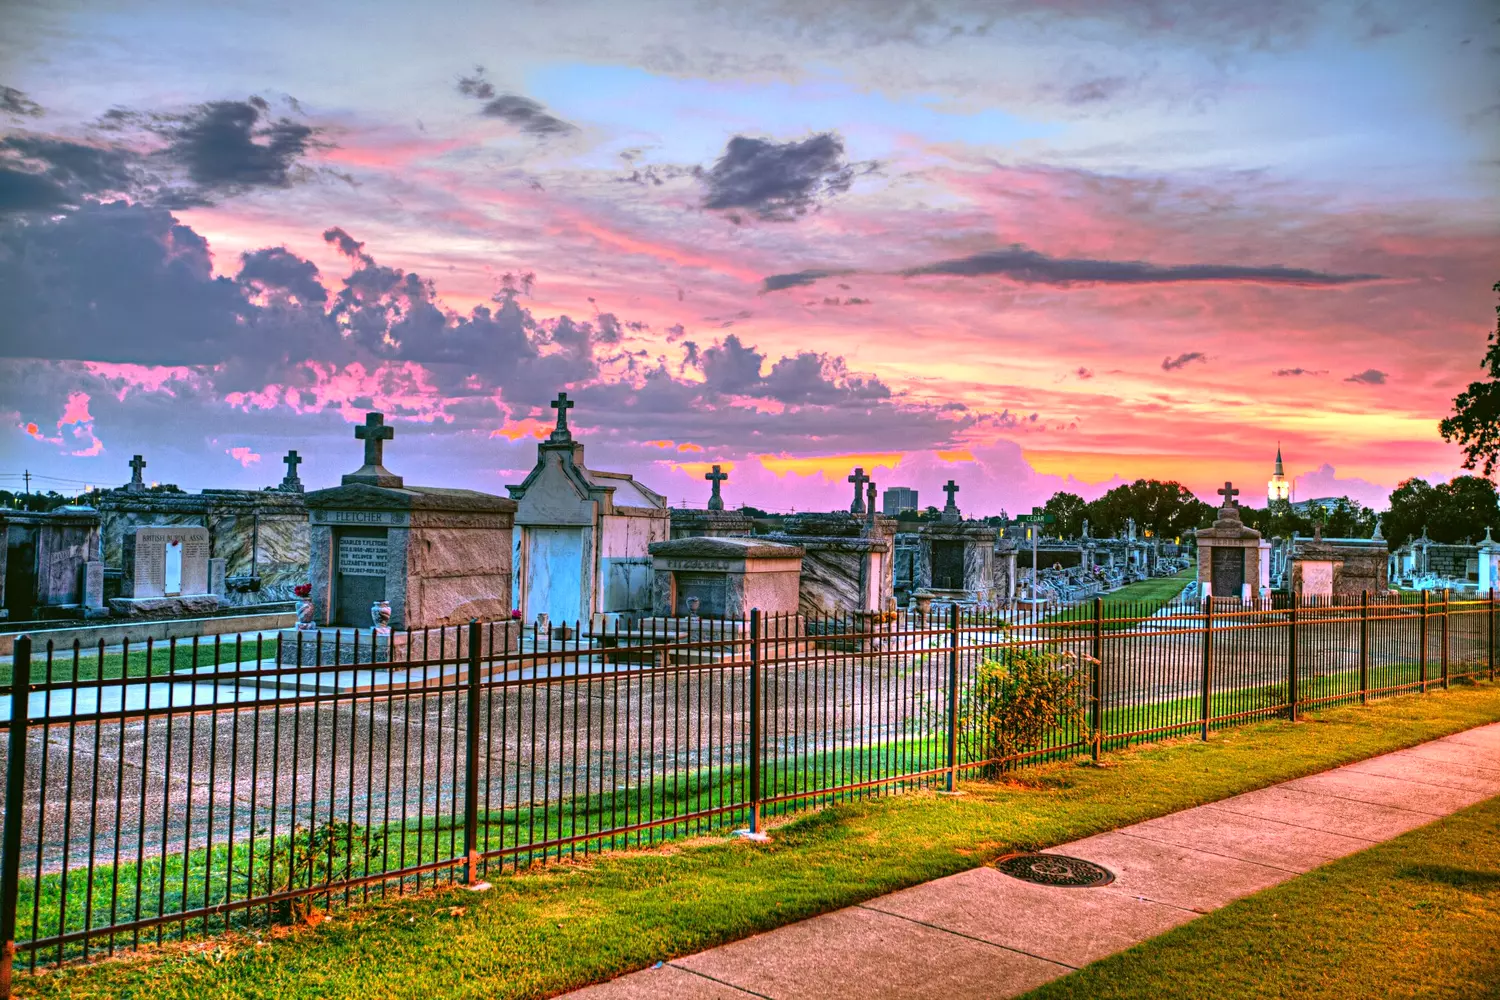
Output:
[
  {"xmin": 523, "ymin": 527, "xmax": 586, "ymax": 625},
  {"xmin": 335, "ymin": 527, "xmax": 389, "ymax": 627},
  {"xmin": 1210, "ymin": 546, "xmax": 1245, "ymax": 598},
  {"xmin": 931, "ymin": 541, "xmax": 965, "ymax": 590},
  {"xmin": 164, "ymin": 539, "xmax": 183, "ymax": 596},
  {"xmin": 4, "ymin": 527, "xmax": 37, "ymax": 620}
]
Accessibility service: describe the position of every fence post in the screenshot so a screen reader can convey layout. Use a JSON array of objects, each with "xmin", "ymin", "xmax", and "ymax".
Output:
[
  {"xmin": 1288, "ymin": 593, "xmax": 1299, "ymax": 721},
  {"xmin": 1091, "ymin": 597, "xmax": 1104, "ymax": 762},
  {"xmin": 0, "ymin": 636, "xmax": 32, "ymax": 1000},
  {"xmin": 1359, "ymin": 590, "xmax": 1369, "ymax": 706},
  {"xmin": 748, "ymin": 608, "xmax": 762, "ymax": 834},
  {"xmin": 1440, "ymin": 588, "xmax": 1449, "ymax": 690},
  {"xmin": 1419, "ymin": 591, "xmax": 1429, "ymax": 694},
  {"xmin": 463, "ymin": 619, "xmax": 482, "ymax": 886},
  {"xmin": 945, "ymin": 603, "xmax": 960, "ymax": 792},
  {"xmin": 1490, "ymin": 588, "xmax": 1495, "ymax": 683},
  {"xmin": 1200, "ymin": 597, "xmax": 1213, "ymax": 741}
]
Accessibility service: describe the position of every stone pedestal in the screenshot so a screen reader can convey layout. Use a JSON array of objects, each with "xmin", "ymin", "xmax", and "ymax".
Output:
[
  {"xmin": 1194, "ymin": 505, "xmax": 1269, "ymax": 603},
  {"xmin": 1290, "ymin": 536, "xmax": 1390, "ymax": 603},
  {"xmin": 648, "ymin": 536, "xmax": 804, "ymax": 618},
  {"xmin": 305, "ymin": 483, "xmax": 516, "ymax": 632}
]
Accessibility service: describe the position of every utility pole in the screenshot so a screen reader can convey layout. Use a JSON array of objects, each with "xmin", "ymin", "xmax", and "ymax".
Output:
[{"xmin": 21, "ymin": 470, "xmax": 30, "ymax": 496}]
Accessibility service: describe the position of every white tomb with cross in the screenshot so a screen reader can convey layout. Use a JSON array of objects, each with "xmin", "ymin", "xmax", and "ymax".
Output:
[{"xmin": 507, "ymin": 392, "xmax": 669, "ymax": 627}]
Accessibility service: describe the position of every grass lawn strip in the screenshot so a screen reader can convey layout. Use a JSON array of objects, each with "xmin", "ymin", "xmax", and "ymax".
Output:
[
  {"xmin": 1021, "ymin": 793, "xmax": 1500, "ymax": 1000},
  {"xmin": 16, "ymin": 680, "xmax": 1500, "ymax": 1000}
]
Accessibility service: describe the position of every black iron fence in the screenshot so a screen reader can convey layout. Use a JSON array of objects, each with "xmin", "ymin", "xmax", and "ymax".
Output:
[{"xmin": 0, "ymin": 588, "xmax": 1492, "ymax": 993}]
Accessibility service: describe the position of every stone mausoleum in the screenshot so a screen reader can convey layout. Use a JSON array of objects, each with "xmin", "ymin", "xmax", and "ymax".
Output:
[
  {"xmin": 2, "ymin": 507, "xmax": 106, "ymax": 620},
  {"xmin": 911, "ymin": 481, "xmax": 997, "ymax": 603},
  {"xmin": 763, "ymin": 469, "xmax": 896, "ymax": 616},
  {"xmin": 668, "ymin": 464, "xmax": 755, "ymax": 539},
  {"xmin": 507, "ymin": 393, "xmax": 669, "ymax": 626},
  {"xmin": 647, "ymin": 536, "xmax": 804, "ymax": 618},
  {"xmin": 98, "ymin": 450, "xmax": 310, "ymax": 606},
  {"xmin": 302, "ymin": 412, "xmax": 516, "ymax": 633},
  {"xmin": 1193, "ymin": 482, "xmax": 1271, "ymax": 603}
]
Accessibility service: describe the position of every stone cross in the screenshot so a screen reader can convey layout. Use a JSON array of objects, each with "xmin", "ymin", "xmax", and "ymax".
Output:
[
  {"xmin": 550, "ymin": 391, "xmax": 575, "ymax": 439},
  {"xmin": 128, "ymin": 454, "xmax": 147, "ymax": 491},
  {"xmin": 866, "ymin": 481, "xmax": 878, "ymax": 525},
  {"xmin": 280, "ymin": 450, "xmax": 304, "ymax": 492},
  {"xmin": 943, "ymin": 480, "xmax": 960, "ymax": 508},
  {"xmin": 705, "ymin": 464, "xmax": 728, "ymax": 511},
  {"xmin": 848, "ymin": 467, "xmax": 870, "ymax": 514},
  {"xmin": 1217, "ymin": 481, "xmax": 1240, "ymax": 507},
  {"xmin": 355, "ymin": 412, "xmax": 394, "ymax": 467}
]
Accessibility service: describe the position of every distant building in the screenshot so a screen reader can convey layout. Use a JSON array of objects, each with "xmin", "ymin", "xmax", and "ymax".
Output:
[
  {"xmin": 883, "ymin": 486, "xmax": 919, "ymax": 515},
  {"xmin": 1292, "ymin": 497, "xmax": 1346, "ymax": 515},
  {"xmin": 1268, "ymin": 446, "xmax": 1290, "ymax": 503}
]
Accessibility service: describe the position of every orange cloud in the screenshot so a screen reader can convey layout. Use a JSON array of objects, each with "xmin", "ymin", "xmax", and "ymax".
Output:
[{"xmin": 757, "ymin": 452, "xmax": 906, "ymax": 479}]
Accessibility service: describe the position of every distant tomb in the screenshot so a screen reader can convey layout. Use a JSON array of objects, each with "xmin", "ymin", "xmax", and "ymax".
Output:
[
  {"xmin": 762, "ymin": 474, "xmax": 896, "ymax": 615},
  {"xmin": 2, "ymin": 507, "xmax": 107, "ymax": 621},
  {"xmin": 112, "ymin": 524, "xmax": 220, "ymax": 617},
  {"xmin": 647, "ymin": 536, "xmax": 804, "ymax": 618},
  {"xmin": 1193, "ymin": 482, "xmax": 1270, "ymax": 604},
  {"xmin": 911, "ymin": 482, "xmax": 997, "ymax": 603},
  {"xmin": 507, "ymin": 392, "xmax": 669, "ymax": 627},
  {"xmin": 669, "ymin": 464, "xmax": 754, "ymax": 539}
]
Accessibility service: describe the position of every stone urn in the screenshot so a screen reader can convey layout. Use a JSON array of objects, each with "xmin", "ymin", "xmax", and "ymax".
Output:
[
  {"xmin": 535, "ymin": 612, "xmax": 550, "ymax": 636},
  {"xmin": 295, "ymin": 586, "xmax": 317, "ymax": 631},
  {"xmin": 686, "ymin": 595, "xmax": 701, "ymax": 618},
  {"xmin": 911, "ymin": 590, "xmax": 934, "ymax": 616},
  {"xmin": 371, "ymin": 599, "xmax": 392, "ymax": 635}
]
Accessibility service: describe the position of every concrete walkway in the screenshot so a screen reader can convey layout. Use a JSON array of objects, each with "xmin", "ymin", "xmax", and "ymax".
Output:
[{"xmin": 566, "ymin": 723, "xmax": 1500, "ymax": 1000}]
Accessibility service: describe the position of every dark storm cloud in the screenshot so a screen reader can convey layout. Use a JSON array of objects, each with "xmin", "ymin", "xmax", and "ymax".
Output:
[
  {"xmin": 238, "ymin": 247, "xmax": 329, "ymax": 306},
  {"xmin": 156, "ymin": 98, "xmax": 320, "ymax": 192},
  {"xmin": 900, "ymin": 247, "xmax": 1380, "ymax": 285},
  {"xmin": 1161, "ymin": 352, "xmax": 1207, "ymax": 371},
  {"xmin": 1, "ymin": 86, "xmax": 43, "ymax": 118},
  {"xmin": 700, "ymin": 133, "xmax": 867, "ymax": 221},
  {"xmin": 761, "ymin": 245, "xmax": 1380, "ymax": 292},
  {"xmin": 0, "ymin": 167, "xmax": 69, "ymax": 212},
  {"xmin": 455, "ymin": 67, "xmax": 576, "ymax": 136},
  {"xmin": 1, "ymin": 136, "xmax": 141, "ymax": 194},
  {"xmin": 1345, "ymin": 369, "xmax": 1388, "ymax": 385},
  {"xmin": 1273, "ymin": 367, "xmax": 1327, "ymax": 377}
]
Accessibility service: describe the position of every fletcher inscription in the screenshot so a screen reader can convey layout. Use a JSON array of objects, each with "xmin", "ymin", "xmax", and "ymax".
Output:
[{"xmin": 337, "ymin": 535, "xmax": 388, "ymax": 576}]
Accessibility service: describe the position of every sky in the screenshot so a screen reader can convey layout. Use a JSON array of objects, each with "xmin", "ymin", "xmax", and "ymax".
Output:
[{"xmin": 1, "ymin": 0, "xmax": 1497, "ymax": 516}]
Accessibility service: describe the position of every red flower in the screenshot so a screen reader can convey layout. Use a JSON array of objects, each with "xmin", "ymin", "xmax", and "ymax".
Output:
[{"xmin": 294, "ymin": 584, "xmax": 312, "ymax": 598}]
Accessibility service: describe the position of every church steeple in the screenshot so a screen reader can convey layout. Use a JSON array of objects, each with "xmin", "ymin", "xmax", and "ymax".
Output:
[{"xmin": 1268, "ymin": 444, "xmax": 1290, "ymax": 503}]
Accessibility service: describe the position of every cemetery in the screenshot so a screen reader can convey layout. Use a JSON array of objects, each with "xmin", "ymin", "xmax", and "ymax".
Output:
[{"xmin": 0, "ymin": 423, "xmax": 1494, "ymax": 1000}]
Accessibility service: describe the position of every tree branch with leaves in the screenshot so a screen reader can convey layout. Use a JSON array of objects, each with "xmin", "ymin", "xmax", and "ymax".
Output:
[{"xmin": 1439, "ymin": 280, "xmax": 1500, "ymax": 475}]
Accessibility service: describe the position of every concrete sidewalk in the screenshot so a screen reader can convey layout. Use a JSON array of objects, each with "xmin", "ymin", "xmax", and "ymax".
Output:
[{"xmin": 566, "ymin": 723, "xmax": 1500, "ymax": 1000}]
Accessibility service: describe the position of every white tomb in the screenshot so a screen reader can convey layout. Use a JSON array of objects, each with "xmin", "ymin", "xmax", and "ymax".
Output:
[
  {"xmin": 112, "ymin": 524, "xmax": 221, "ymax": 616},
  {"xmin": 507, "ymin": 393, "xmax": 669, "ymax": 626}
]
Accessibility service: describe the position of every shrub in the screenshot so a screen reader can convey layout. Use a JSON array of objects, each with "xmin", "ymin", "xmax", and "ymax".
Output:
[
  {"xmin": 234, "ymin": 820, "xmax": 388, "ymax": 924},
  {"xmin": 959, "ymin": 649, "xmax": 1087, "ymax": 775}
]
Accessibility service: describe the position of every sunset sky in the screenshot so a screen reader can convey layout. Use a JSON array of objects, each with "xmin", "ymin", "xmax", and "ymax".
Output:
[{"xmin": 2, "ymin": 0, "xmax": 1497, "ymax": 515}]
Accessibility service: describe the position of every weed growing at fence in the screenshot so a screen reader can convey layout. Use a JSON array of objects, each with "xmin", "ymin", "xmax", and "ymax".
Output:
[{"xmin": 959, "ymin": 650, "xmax": 1086, "ymax": 774}]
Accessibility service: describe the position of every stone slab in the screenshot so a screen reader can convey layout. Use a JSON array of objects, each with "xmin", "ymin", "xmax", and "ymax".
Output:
[
  {"xmin": 1392, "ymin": 742, "xmax": 1500, "ymax": 772},
  {"xmin": 567, "ymin": 964, "xmax": 756, "ymax": 999},
  {"xmin": 1282, "ymin": 768, "xmax": 1491, "ymax": 815},
  {"xmin": 1342, "ymin": 752, "xmax": 1500, "ymax": 794},
  {"xmin": 672, "ymin": 905, "xmax": 1066, "ymax": 1000},
  {"xmin": 1043, "ymin": 831, "xmax": 1294, "ymax": 913},
  {"xmin": 1124, "ymin": 803, "xmax": 1374, "ymax": 872},
  {"xmin": 861, "ymin": 865, "xmax": 1194, "ymax": 968},
  {"xmin": 107, "ymin": 595, "xmax": 223, "ymax": 619},
  {"xmin": 1207, "ymin": 785, "xmax": 1436, "ymax": 841}
]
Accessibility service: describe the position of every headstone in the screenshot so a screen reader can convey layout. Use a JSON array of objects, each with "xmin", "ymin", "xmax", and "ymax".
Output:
[
  {"xmin": 82, "ymin": 560, "xmax": 106, "ymax": 618},
  {"xmin": 209, "ymin": 557, "xmax": 227, "ymax": 597}
]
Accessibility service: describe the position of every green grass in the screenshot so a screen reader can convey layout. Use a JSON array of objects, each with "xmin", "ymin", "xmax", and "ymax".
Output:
[
  {"xmin": 1, "ymin": 640, "xmax": 269, "ymax": 686},
  {"xmin": 1043, "ymin": 569, "xmax": 1194, "ymax": 629},
  {"xmin": 1023, "ymin": 794, "xmax": 1500, "ymax": 1000},
  {"xmin": 17, "ymin": 680, "xmax": 1500, "ymax": 1000}
]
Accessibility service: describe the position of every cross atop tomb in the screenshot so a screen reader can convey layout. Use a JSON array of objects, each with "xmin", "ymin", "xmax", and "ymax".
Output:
[
  {"xmin": 866, "ymin": 481, "xmax": 878, "ymax": 525},
  {"xmin": 342, "ymin": 411, "xmax": 404, "ymax": 488},
  {"xmin": 279, "ymin": 450, "xmax": 304, "ymax": 493},
  {"xmin": 847, "ymin": 467, "xmax": 870, "ymax": 514},
  {"xmin": 127, "ymin": 454, "xmax": 147, "ymax": 491},
  {"xmin": 356, "ymin": 412, "xmax": 394, "ymax": 467},
  {"xmin": 943, "ymin": 479, "xmax": 960, "ymax": 509},
  {"xmin": 705, "ymin": 464, "xmax": 728, "ymax": 511},
  {"xmin": 1217, "ymin": 481, "xmax": 1240, "ymax": 508},
  {"xmin": 550, "ymin": 391, "xmax": 575, "ymax": 441}
]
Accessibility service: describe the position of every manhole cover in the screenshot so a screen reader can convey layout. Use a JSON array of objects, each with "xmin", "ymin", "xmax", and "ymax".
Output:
[{"xmin": 994, "ymin": 853, "xmax": 1114, "ymax": 888}]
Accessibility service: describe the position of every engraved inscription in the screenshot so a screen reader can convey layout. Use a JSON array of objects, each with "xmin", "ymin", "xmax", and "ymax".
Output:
[{"xmin": 338, "ymin": 535, "xmax": 388, "ymax": 576}]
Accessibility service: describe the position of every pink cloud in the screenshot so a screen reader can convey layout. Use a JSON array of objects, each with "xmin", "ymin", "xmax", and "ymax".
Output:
[{"xmin": 226, "ymin": 446, "xmax": 261, "ymax": 467}]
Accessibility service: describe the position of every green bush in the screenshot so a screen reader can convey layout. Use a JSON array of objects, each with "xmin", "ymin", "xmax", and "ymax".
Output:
[
  {"xmin": 960, "ymin": 649, "xmax": 1087, "ymax": 775},
  {"xmin": 234, "ymin": 820, "xmax": 388, "ymax": 924}
]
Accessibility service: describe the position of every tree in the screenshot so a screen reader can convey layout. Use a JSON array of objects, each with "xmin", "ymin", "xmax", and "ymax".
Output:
[
  {"xmin": 1082, "ymin": 479, "xmax": 1211, "ymax": 541},
  {"xmin": 1383, "ymin": 475, "xmax": 1500, "ymax": 547},
  {"xmin": 1439, "ymin": 281, "xmax": 1500, "ymax": 475},
  {"xmin": 1042, "ymin": 492, "xmax": 1086, "ymax": 537}
]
